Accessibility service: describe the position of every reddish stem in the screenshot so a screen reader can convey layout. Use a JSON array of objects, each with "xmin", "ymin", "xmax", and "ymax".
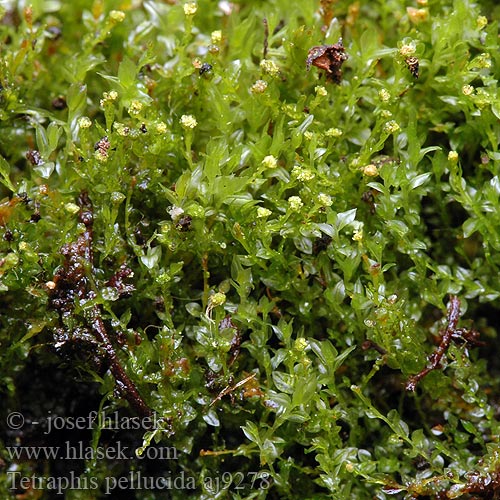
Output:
[
  {"xmin": 406, "ymin": 295, "xmax": 461, "ymax": 391},
  {"xmin": 50, "ymin": 192, "xmax": 152, "ymax": 417},
  {"xmin": 89, "ymin": 306, "xmax": 152, "ymax": 417}
]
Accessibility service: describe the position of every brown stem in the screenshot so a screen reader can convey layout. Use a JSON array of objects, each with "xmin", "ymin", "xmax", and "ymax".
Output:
[
  {"xmin": 406, "ymin": 295, "xmax": 461, "ymax": 391},
  {"xmin": 263, "ymin": 18, "xmax": 269, "ymax": 60},
  {"xmin": 90, "ymin": 306, "xmax": 152, "ymax": 418},
  {"xmin": 362, "ymin": 339, "xmax": 387, "ymax": 356},
  {"xmin": 50, "ymin": 191, "xmax": 153, "ymax": 418}
]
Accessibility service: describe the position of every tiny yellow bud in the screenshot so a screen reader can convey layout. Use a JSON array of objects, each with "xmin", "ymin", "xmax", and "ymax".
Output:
[
  {"xmin": 288, "ymin": 196, "xmax": 303, "ymax": 212},
  {"xmin": 399, "ymin": 44, "xmax": 416, "ymax": 58},
  {"xmin": 462, "ymin": 85, "xmax": 474, "ymax": 96},
  {"xmin": 352, "ymin": 228, "xmax": 363, "ymax": 241},
  {"xmin": 78, "ymin": 117, "xmax": 92, "ymax": 129},
  {"xmin": 291, "ymin": 165, "xmax": 315, "ymax": 181},
  {"xmin": 128, "ymin": 100, "xmax": 143, "ymax": 115},
  {"xmin": 180, "ymin": 114, "xmax": 197, "ymax": 129},
  {"xmin": 325, "ymin": 128, "xmax": 343, "ymax": 138},
  {"xmin": 65, "ymin": 203, "xmax": 80, "ymax": 214},
  {"xmin": 448, "ymin": 151, "xmax": 459, "ymax": 163},
  {"xmin": 378, "ymin": 89, "xmax": 391, "ymax": 102},
  {"xmin": 109, "ymin": 10, "xmax": 125, "ymax": 23},
  {"xmin": 183, "ymin": 2, "xmax": 198, "ymax": 16},
  {"xmin": 257, "ymin": 207, "xmax": 272, "ymax": 218},
  {"xmin": 155, "ymin": 122, "xmax": 168, "ymax": 134},
  {"xmin": 294, "ymin": 338, "xmax": 308, "ymax": 351},
  {"xmin": 317, "ymin": 193, "xmax": 333, "ymax": 207},
  {"xmin": 94, "ymin": 150, "xmax": 108, "ymax": 162},
  {"xmin": 477, "ymin": 16, "xmax": 488, "ymax": 30},
  {"xmin": 363, "ymin": 164, "xmax": 379, "ymax": 177},
  {"xmin": 261, "ymin": 155, "xmax": 277, "ymax": 169},
  {"xmin": 260, "ymin": 59, "xmax": 280, "ymax": 77},
  {"xmin": 251, "ymin": 80, "xmax": 268, "ymax": 94},
  {"xmin": 209, "ymin": 292, "xmax": 226, "ymax": 307},
  {"xmin": 475, "ymin": 53, "xmax": 492, "ymax": 69},
  {"xmin": 384, "ymin": 120, "xmax": 400, "ymax": 134},
  {"xmin": 315, "ymin": 85, "xmax": 327, "ymax": 97},
  {"xmin": 407, "ymin": 7, "xmax": 428, "ymax": 23},
  {"xmin": 100, "ymin": 91, "xmax": 118, "ymax": 107},
  {"xmin": 114, "ymin": 122, "xmax": 130, "ymax": 136},
  {"xmin": 211, "ymin": 30, "xmax": 222, "ymax": 44}
]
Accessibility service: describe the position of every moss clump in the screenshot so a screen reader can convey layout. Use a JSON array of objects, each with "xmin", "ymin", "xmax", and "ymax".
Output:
[{"xmin": 1, "ymin": 1, "xmax": 500, "ymax": 498}]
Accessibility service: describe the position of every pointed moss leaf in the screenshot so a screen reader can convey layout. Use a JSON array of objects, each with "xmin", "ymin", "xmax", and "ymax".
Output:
[
  {"xmin": 271, "ymin": 319, "xmax": 293, "ymax": 343},
  {"xmin": 291, "ymin": 375, "xmax": 317, "ymax": 407},
  {"xmin": 408, "ymin": 173, "xmax": 432, "ymax": 190},
  {"xmin": 382, "ymin": 486, "xmax": 405, "ymax": 495},
  {"xmin": 272, "ymin": 371, "xmax": 294, "ymax": 394},
  {"xmin": 461, "ymin": 419, "xmax": 477, "ymax": 435},
  {"xmin": 47, "ymin": 122, "xmax": 62, "ymax": 152},
  {"xmin": 492, "ymin": 102, "xmax": 500, "ymax": 120},
  {"xmin": 332, "ymin": 345, "xmax": 357, "ymax": 372},
  {"xmin": 203, "ymin": 410, "xmax": 220, "ymax": 427},
  {"xmin": 297, "ymin": 114, "xmax": 314, "ymax": 135},
  {"xmin": 418, "ymin": 146, "xmax": 441, "ymax": 161},
  {"xmin": 358, "ymin": 450, "xmax": 374, "ymax": 464},
  {"xmin": 265, "ymin": 392, "xmax": 291, "ymax": 416},
  {"xmin": 35, "ymin": 123, "xmax": 49, "ymax": 157},
  {"xmin": 118, "ymin": 56, "xmax": 139, "ymax": 89},
  {"xmin": 309, "ymin": 339, "xmax": 338, "ymax": 366},
  {"xmin": 262, "ymin": 438, "xmax": 281, "ymax": 462},
  {"xmin": 317, "ymin": 223, "xmax": 334, "ymax": 237},
  {"xmin": 385, "ymin": 220, "xmax": 409, "ymax": 236},
  {"xmin": 387, "ymin": 410, "xmax": 409, "ymax": 438},
  {"xmin": 67, "ymin": 83, "xmax": 87, "ymax": 113},
  {"xmin": 203, "ymin": 139, "xmax": 225, "ymax": 182},
  {"xmin": 0, "ymin": 155, "xmax": 15, "ymax": 191},
  {"xmin": 18, "ymin": 319, "xmax": 47, "ymax": 343},
  {"xmin": 490, "ymin": 176, "xmax": 500, "ymax": 195},
  {"xmin": 462, "ymin": 218, "xmax": 482, "ymax": 238},
  {"xmin": 34, "ymin": 162, "xmax": 55, "ymax": 179},
  {"xmin": 335, "ymin": 209, "xmax": 357, "ymax": 231},
  {"xmin": 140, "ymin": 246, "xmax": 161, "ymax": 269},
  {"xmin": 271, "ymin": 349, "xmax": 288, "ymax": 370},
  {"xmin": 293, "ymin": 236, "xmax": 313, "ymax": 254},
  {"xmin": 439, "ymin": 96, "xmax": 459, "ymax": 106},
  {"xmin": 241, "ymin": 421, "xmax": 261, "ymax": 445}
]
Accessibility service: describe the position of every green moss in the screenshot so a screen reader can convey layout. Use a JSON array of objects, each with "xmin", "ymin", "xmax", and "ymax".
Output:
[{"xmin": 1, "ymin": 0, "xmax": 500, "ymax": 498}]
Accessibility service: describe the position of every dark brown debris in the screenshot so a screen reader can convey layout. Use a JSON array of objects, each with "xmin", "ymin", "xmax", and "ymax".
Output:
[
  {"xmin": 306, "ymin": 38, "xmax": 348, "ymax": 83},
  {"xmin": 406, "ymin": 295, "xmax": 484, "ymax": 391},
  {"xmin": 405, "ymin": 56, "xmax": 419, "ymax": 78},
  {"xmin": 48, "ymin": 191, "xmax": 152, "ymax": 417}
]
